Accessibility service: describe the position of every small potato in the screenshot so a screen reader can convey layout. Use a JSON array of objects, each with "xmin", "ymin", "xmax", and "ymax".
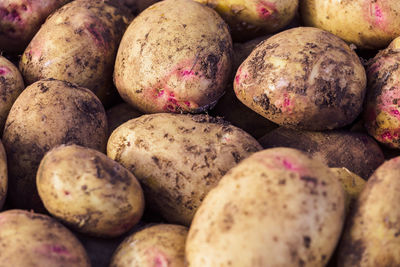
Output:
[
  {"xmin": 107, "ymin": 113, "xmax": 262, "ymax": 226},
  {"xmin": 338, "ymin": 157, "xmax": 400, "ymax": 266},
  {"xmin": 186, "ymin": 147, "xmax": 345, "ymax": 266},
  {"xmin": 110, "ymin": 224, "xmax": 188, "ymax": 267},
  {"xmin": 0, "ymin": 141, "xmax": 7, "ymax": 210},
  {"xmin": 234, "ymin": 27, "xmax": 367, "ymax": 130},
  {"xmin": 0, "ymin": 56, "xmax": 24, "ymax": 132},
  {"xmin": 106, "ymin": 102, "xmax": 142, "ymax": 137},
  {"xmin": 114, "ymin": 0, "xmax": 233, "ymax": 113},
  {"xmin": 3, "ymin": 79, "xmax": 108, "ymax": 211},
  {"xmin": 0, "ymin": 0, "xmax": 71, "ymax": 54},
  {"xmin": 258, "ymin": 127, "xmax": 384, "ymax": 179},
  {"xmin": 37, "ymin": 144, "xmax": 145, "ymax": 238},
  {"xmin": 0, "ymin": 209, "xmax": 90, "ymax": 266}
]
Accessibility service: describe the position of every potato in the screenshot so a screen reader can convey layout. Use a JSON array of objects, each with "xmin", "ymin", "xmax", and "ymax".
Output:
[
  {"xmin": 107, "ymin": 113, "xmax": 262, "ymax": 226},
  {"xmin": 258, "ymin": 127, "xmax": 384, "ymax": 179},
  {"xmin": 301, "ymin": 0, "xmax": 400, "ymax": 50},
  {"xmin": 338, "ymin": 156, "xmax": 400, "ymax": 266},
  {"xmin": 0, "ymin": 0, "xmax": 71, "ymax": 54},
  {"xmin": 3, "ymin": 79, "xmax": 108, "ymax": 211},
  {"xmin": 0, "ymin": 141, "xmax": 6, "ymax": 210},
  {"xmin": 363, "ymin": 37, "xmax": 400, "ymax": 149},
  {"xmin": 195, "ymin": 0, "xmax": 298, "ymax": 41},
  {"xmin": 106, "ymin": 102, "xmax": 142, "ymax": 137},
  {"xmin": 0, "ymin": 209, "xmax": 90, "ymax": 266},
  {"xmin": 114, "ymin": 0, "xmax": 233, "ymax": 114},
  {"xmin": 234, "ymin": 27, "xmax": 367, "ymax": 130},
  {"xmin": 37, "ymin": 144, "xmax": 145, "ymax": 238},
  {"xmin": 19, "ymin": 0, "xmax": 132, "ymax": 106},
  {"xmin": 110, "ymin": 224, "xmax": 188, "ymax": 267},
  {"xmin": 186, "ymin": 147, "xmax": 345, "ymax": 266},
  {"xmin": 0, "ymin": 56, "xmax": 24, "ymax": 132}
]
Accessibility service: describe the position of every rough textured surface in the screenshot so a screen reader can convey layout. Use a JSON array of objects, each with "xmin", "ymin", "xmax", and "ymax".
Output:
[
  {"xmin": 0, "ymin": 209, "xmax": 90, "ymax": 266},
  {"xmin": 186, "ymin": 147, "xmax": 345, "ymax": 267},
  {"xmin": 234, "ymin": 27, "xmax": 367, "ymax": 130},
  {"xmin": 2, "ymin": 79, "xmax": 108, "ymax": 211},
  {"xmin": 0, "ymin": 141, "xmax": 7, "ymax": 210},
  {"xmin": 107, "ymin": 113, "xmax": 262, "ymax": 226}
]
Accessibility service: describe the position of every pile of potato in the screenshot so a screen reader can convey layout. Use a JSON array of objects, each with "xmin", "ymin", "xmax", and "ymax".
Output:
[{"xmin": 1, "ymin": 0, "xmax": 400, "ymax": 266}]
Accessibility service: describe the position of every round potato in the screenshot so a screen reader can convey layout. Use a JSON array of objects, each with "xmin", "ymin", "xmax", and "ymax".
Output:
[
  {"xmin": 107, "ymin": 113, "xmax": 262, "ymax": 226},
  {"xmin": 186, "ymin": 147, "xmax": 345, "ymax": 266},
  {"xmin": 37, "ymin": 144, "xmax": 145, "ymax": 238},
  {"xmin": 114, "ymin": 0, "xmax": 233, "ymax": 113},
  {"xmin": 234, "ymin": 27, "xmax": 367, "ymax": 130},
  {"xmin": 301, "ymin": 0, "xmax": 400, "ymax": 50},
  {"xmin": 0, "ymin": 56, "xmax": 24, "ymax": 132},
  {"xmin": 110, "ymin": 224, "xmax": 188, "ymax": 267},
  {"xmin": 338, "ymin": 156, "xmax": 400, "ymax": 266},
  {"xmin": 3, "ymin": 79, "xmax": 108, "ymax": 211},
  {"xmin": 0, "ymin": 141, "xmax": 7, "ymax": 210},
  {"xmin": 0, "ymin": 209, "xmax": 90, "ymax": 266},
  {"xmin": 19, "ymin": 0, "xmax": 132, "ymax": 106}
]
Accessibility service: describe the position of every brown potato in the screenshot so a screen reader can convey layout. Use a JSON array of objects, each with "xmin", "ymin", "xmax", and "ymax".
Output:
[
  {"xmin": 110, "ymin": 224, "xmax": 188, "ymax": 267},
  {"xmin": 0, "ymin": 140, "xmax": 7, "ymax": 210},
  {"xmin": 3, "ymin": 79, "xmax": 108, "ymax": 211},
  {"xmin": 186, "ymin": 147, "xmax": 345, "ymax": 266},
  {"xmin": 107, "ymin": 113, "xmax": 262, "ymax": 226},
  {"xmin": 37, "ymin": 144, "xmax": 145, "ymax": 238},
  {"xmin": 0, "ymin": 209, "xmax": 90, "ymax": 266},
  {"xmin": 19, "ymin": 0, "xmax": 132, "ymax": 106},
  {"xmin": 114, "ymin": 0, "xmax": 233, "ymax": 113},
  {"xmin": 234, "ymin": 27, "xmax": 367, "ymax": 130}
]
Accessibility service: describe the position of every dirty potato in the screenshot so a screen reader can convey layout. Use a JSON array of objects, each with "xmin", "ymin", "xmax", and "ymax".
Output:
[
  {"xmin": 234, "ymin": 27, "xmax": 367, "ymax": 130},
  {"xmin": 3, "ymin": 79, "xmax": 108, "ymax": 211},
  {"xmin": 37, "ymin": 144, "xmax": 145, "ymax": 238},
  {"xmin": 114, "ymin": 0, "xmax": 233, "ymax": 114},
  {"xmin": 110, "ymin": 224, "xmax": 188, "ymax": 267},
  {"xmin": 186, "ymin": 147, "xmax": 345, "ymax": 266},
  {"xmin": 0, "ymin": 141, "xmax": 6, "ymax": 210},
  {"xmin": 107, "ymin": 113, "xmax": 262, "ymax": 226},
  {"xmin": 0, "ymin": 209, "xmax": 90, "ymax": 266}
]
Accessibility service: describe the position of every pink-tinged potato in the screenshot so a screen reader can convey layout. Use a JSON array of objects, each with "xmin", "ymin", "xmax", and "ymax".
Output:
[
  {"xmin": 0, "ymin": 209, "xmax": 90, "ymax": 266},
  {"xmin": 364, "ymin": 37, "xmax": 400, "ymax": 148},
  {"xmin": 234, "ymin": 27, "xmax": 367, "ymax": 131},
  {"xmin": 114, "ymin": 0, "xmax": 233, "ymax": 114},
  {"xmin": 186, "ymin": 148, "xmax": 345, "ymax": 266},
  {"xmin": 195, "ymin": 0, "xmax": 299, "ymax": 42},
  {"xmin": 19, "ymin": 0, "xmax": 132, "ymax": 106},
  {"xmin": 301, "ymin": 0, "xmax": 400, "ymax": 50},
  {"xmin": 0, "ymin": 0, "xmax": 71, "ymax": 54},
  {"xmin": 110, "ymin": 224, "xmax": 188, "ymax": 267},
  {"xmin": 0, "ymin": 56, "xmax": 24, "ymax": 132},
  {"xmin": 3, "ymin": 79, "xmax": 108, "ymax": 211},
  {"xmin": 0, "ymin": 141, "xmax": 6, "ymax": 210}
]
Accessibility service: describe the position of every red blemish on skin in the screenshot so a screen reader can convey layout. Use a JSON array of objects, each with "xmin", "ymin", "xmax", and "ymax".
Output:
[
  {"xmin": 181, "ymin": 69, "xmax": 195, "ymax": 78},
  {"xmin": 86, "ymin": 23, "xmax": 109, "ymax": 49},
  {"xmin": 381, "ymin": 131, "xmax": 392, "ymax": 140},
  {"xmin": 257, "ymin": 1, "xmax": 277, "ymax": 20},
  {"xmin": 0, "ymin": 67, "xmax": 10, "ymax": 75},
  {"xmin": 64, "ymin": 190, "xmax": 70, "ymax": 195},
  {"xmin": 184, "ymin": 101, "xmax": 191, "ymax": 107},
  {"xmin": 35, "ymin": 244, "xmax": 71, "ymax": 257},
  {"xmin": 0, "ymin": 7, "xmax": 21, "ymax": 22},
  {"xmin": 283, "ymin": 97, "xmax": 290, "ymax": 107}
]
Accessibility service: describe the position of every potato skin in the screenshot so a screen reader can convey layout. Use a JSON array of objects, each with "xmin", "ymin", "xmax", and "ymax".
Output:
[
  {"xmin": 19, "ymin": 0, "xmax": 132, "ymax": 106},
  {"xmin": 107, "ymin": 113, "xmax": 262, "ymax": 226},
  {"xmin": 0, "ymin": 56, "xmax": 24, "ymax": 132},
  {"xmin": 258, "ymin": 127, "xmax": 384, "ymax": 179},
  {"xmin": 37, "ymin": 144, "xmax": 145, "ymax": 238},
  {"xmin": 363, "ymin": 37, "xmax": 400, "ymax": 148},
  {"xmin": 114, "ymin": 0, "xmax": 233, "ymax": 114},
  {"xmin": 0, "ymin": 0, "xmax": 71, "ymax": 54},
  {"xmin": 3, "ymin": 79, "xmax": 108, "ymax": 211},
  {"xmin": 186, "ymin": 147, "xmax": 345, "ymax": 267},
  {"xmin": 0, "ymin": 141, "xmax": 7, "ymax": 210},
  {"xmin": 0, "ymin": 209, "xmax": 90, "ymax": 266},
  {"xmin": 338, "ymin": 157, "xmax": 400, "ymax": 266},
  {"xmin": 234, "ymin": 27, "xmax": 367, "ymax": 130},
  {"xmin": 301, "ymin": 0, "xmax": 400, "ymax": 50},
  {"xmin": 110, "ymin": 224, "xmax": 188, "ymax": 267}
]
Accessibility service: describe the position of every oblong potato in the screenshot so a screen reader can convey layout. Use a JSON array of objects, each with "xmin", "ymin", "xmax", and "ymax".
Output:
[
  {"xmin": 0, "ymin": 209, "xmax": 90, "ymax": 266},
  {"xmin": 338, "ymin": 156, "xmax": 400, "ymax": 266},
  {"xmin": 234, "ymin": 27, "xmax": 366, "ymax": 130},
  {"xmin": 0, "ymin": 141, "xmax": 7, "ymax": 210},
  {"xmin": 3, "ymin": 79, "xmax": 108, "ymax": 211},
  {"xmin": 107, "ymin": 113, "xmax": 262, "ymax": 226},
  {"xmin": 186, "ymin": 147, "xmax": 345, "ymax": 266},
  {"xmin": 114, "ymin": 0, "xmax": 233, "ymax": 113},
  {"xmin": 110, "ymin": 224, "xmax": 188, "ymax": 267},
  {"xmin": 37, "ymin": 144, "xmax": 145, "ymax": 238}
]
